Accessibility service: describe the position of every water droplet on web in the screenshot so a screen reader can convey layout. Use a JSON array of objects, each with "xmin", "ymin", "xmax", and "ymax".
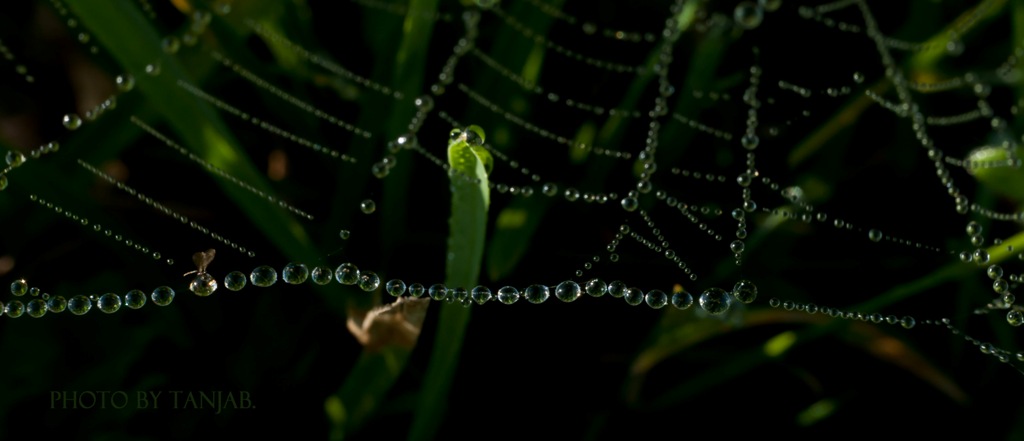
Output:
[
  {"xmin": 973, "ymin": 249, "xmax": 990, "ymax": 265},
  {"xmin": 497, "ymin": 286, "xmax": 519, "ymax": 304},
  {"xmin": 6, "ymin": 150, "xmax": 25, "ymax": 167},
  {"xmin": 97, "ymin": 293, "xmax": 122, "ymax": 313},
  {"xmin": 282, "ymin": 262, "xmax": 309, "ymax": 284},
  {"xmin": 852, "ymin": 72, "xmax": 864, "ymax": 84},
  {"xmin": 620, "ymin": 197, "xmax": 638, "ymax": 212},
  {"xmin": 189, "ymin": 273, "xmax": 218, "ymax": 296},
  {"xmin": 125, "ymin": 290, "xmax": 146, "ymax": 309},
  {"xmin": 223, "ymin": 271, "xmax": 247, "ymax": 291},
  {"xmin": 471, "ymin": 285, "xmax": 492, "ymax": 304},
  {"xmin": 730, "ymin": 240, "xmax": 746, "ymax": 253},
  {"xmin": 555, "ymin": 280, "xmax": 581, "ymax": 302},
  {"xmin": 966, "ymin": 221, "xmax": 981, "ymax": 236},
  {"xmin": 524, "ymin": 284, "xmax": 550, "ymax": 304},
  {"xmin": 671, "ymin": 289, "xmax": 693, "ymax": 309},
  {"xmin": 868, "ymin": 229, "xmax": 883, "ymax": 242},
  {"xmin": 732, "ymin": 280, "xmax": 757, "ymax": 303},
  {"xmin": 358, "ymin": 271, "xmax": 380, "ymax": 291},
  {"xmin": 250, "ymin": 265, "xmax": 278, "ymax": 287},
  {"xmin": 900, "ymin": 316, "xmax": 916, "ymax": 329},
  {"xmin": 734, "ymin": 1, "xmax": 764, "ymax": 29},
  {"xmin": 429, "ymin": 284, "xmax": 448, "ymax": 301},
  {"xmin": 741, "ymin": 133, "xmax": 759, "ymax": 150},
  {"xmin": 645, "ymin": 289, "xmax": 668, "ymax": 308},
  {"xmin": 699, "ymin": 288, "xmax": 731, "ymax": 315},
  {"xmin": 335, "ymin": 263, "xmax": 359, "ymax": 285},
  {"xmin": 339, "ymin": 230, "xmax": 351, "ymax": 240},
  {"xmin": 987, "ymin": 265, "xmax": 1003, "ymax": 280},
  {"xmin": 1007, "ymin": 310, "xmax": 1024, "ymax": 327},
  {"xmin": 26, "ymin": 299, "xmax": 47, "ymax": 318},
  {"xmin": 311, "ymin": 266, "xmax": 333, "ymax": 285},
  {"xmin": 387, "ymin": 279, "xmax": 407, "ymax": 297},
  {"xmin": 10, "ymin": 279, "xmax": 27, "ymax": 296},
  {"xmin": 409, "ymin": 283, "xmax": 426, "ymax": 298},
  {"xmin": 607, "ymin": 281, "xmax": 626, "ymax": 298},
  {"xmin": 360, "ymin": 199, "xmax": 376, "ymax": 214},
  {"xmin": 115, "ymin": 74, "xmax": 135, "ymax": 92},
  {"xmin": 585, "ymin": 279, "xmax": 607, "ymax": 297},
  {"xmin": 624, "ymin": 287, "xmax": 644, "ymax": 306},
  {"xmin": 145, "ymin": 62, "xmax": 161, "ymax": 76},
  {"xmin": 68, "ymin": 295, "xmax": 92, "ymax": 315},
  {"xmin": 5, "ymin": 300, "xmax": 24, "ymax": 318},
  {"xmin": 63, "ymin": 114, "xmax": 82, "ymax": 130},
  {"xmin": 47, "ymin": 296, "xmax": 67, "ymax": 313}
]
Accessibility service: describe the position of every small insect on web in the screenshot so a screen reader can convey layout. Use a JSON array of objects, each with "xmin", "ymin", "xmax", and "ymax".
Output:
[
  {"xmin": 184, "ymin": 249, "xmax": 218, "ymax": 297},
  {"xmin": 183, "ymin": 248, "xmax": 216, "ymax": 277}
]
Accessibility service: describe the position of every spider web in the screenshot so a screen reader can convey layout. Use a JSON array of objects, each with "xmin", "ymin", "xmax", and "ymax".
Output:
[{"xmin": 0, "ymin": 0, "xmax": 1023, "ymax": 437}]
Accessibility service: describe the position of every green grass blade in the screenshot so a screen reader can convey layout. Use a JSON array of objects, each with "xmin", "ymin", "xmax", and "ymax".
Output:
[{"xmin": 409, "ymin": 133, "xmax": 491, "ymax": 441}]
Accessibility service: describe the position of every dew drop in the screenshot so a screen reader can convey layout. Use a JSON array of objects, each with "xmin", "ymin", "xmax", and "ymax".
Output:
[
  {"xmin": 900, "ymin": 316, "xmax": 916, "ymax": 329},
  {"xmin": 555, "ymin": 280, "xmax": 581, "ymax": 302},
  {"xmin": 386, "ymin": 279, "xmax": 407, "ymax": 297},
  {"xmin": 250, "ymin": 265, "xmax": 278, "ymax": 287},
  {"xmin": 358, "ymin": 271, "xmax": 380, "ymax": 291},
  {"xmin": 124, "ymin": 289, "xmax": 146, "ymax": 309},
  {"xmin": 671, "ymin": 289, "xmax": 693, "ymax": 309},
  {"xmin": 335, "ymin": 263, "xmax": 359, "ymax": 285},
  {"xmin": 497, "ymin": 286, "xmax": 519, "ymax": 304},
  {"xmin": 699, "ymin": 287, "xmax": 731, "ymax": 315},
  {"xmin": 189, "ymin": 273, "xmax": 218, "ymax": 296},
  {"xmin": 620, "ymin": 197, "xmax": 638, "ymax": 212},
  {"xmin": 1007, "ymin": 310, "xmax": 1024, "ymax": 327},
  {"xmin": 224, "ymin": 271, "xmax": 247, "ymax": 291},
  {"xmin": 734, "ymin": 1, "xmax": 764, "ymax": 29},
  {"xmin": 311, "ymin": 266, "xmax": 333, "ymax": 285},
  {"xmin": 468, "ymin": 285, "xmax": 491, "ymax": 304},
  {"xmin": 6, "ymin": 150, "xmax": 26, "ymax": 167},
  {"xmin": 624, "ymin": 287, "xmax": 644, "ymax": 306},
  {"xmin": 524, "ymin": 284, "xmax": 550, "ymax": 304},
  {"xmin": 585, "ymin": 278, "xmax": 607, "ymax": 297},
  {"xmin": 868, "ymin": 229, "xmax": 883, "ymax": 242},
  {"xmin": 973, "ymin": 249, "xmax": 990, "ymax": 265},
  {"xmin": 26, "ymin": 299, "xmax": 47, "ymax": 318},
  {"xmin": 732, "ymin": 280, "xmax": 757, "ymax": 304},
  {"xmin": 115, "ymin": 74, "xmax": 135, "ymax": 92},
  {"xmin": 68, "ymin": 295, "xmax": 92, "ymax": 315},
  {"xmin": 97, "ymin": 293, "xmax": 122, "ymax": 313},
  {"xmin": 47, "ymin": 296, "xmax": 67, "ymax": 313},
  {"xmin": 409, "ymin": 283, "xmax": 426, "ymax": 298},
  {"xmin": 282, "ymin": 262, "xmax": 309, "ymax": 284},
  {"xmin": 10, "ymin": 279, "xmax": 27, "ymax": 296},
  {"xmin": 360, "ymin": 199, "xmax": 376, "ymax": 214},
  {"xmin": 645, "ymin": 289, "xmax": 668, "ymax": 309},
  {"xmin": 145, "ymin": 62, "xmax": 161, "ymax": 76},
  {"xmin": 730, "ymin": 240, "xmax": 746, "ymax": 253},
  {"xmin": 429, "ymin": 283, "xmax": 448, "ymax": 301},
  {"xmin": 966, "ymin": 221, "xmax": 981, "ymax": 236},
  {"xmin": 5, "ymin": 300, "xmax": 24, "ymax": 318},
  {"xmin": 63, "ymin": 114, "xmax": 82, "ymax": 130},
  {"xmin": 607, "ymin": 281, "xmax": 626, "ymax": 298},
  {"xmin": 741, "ymin": 133, "xmax": 759, "ymax": 150}
]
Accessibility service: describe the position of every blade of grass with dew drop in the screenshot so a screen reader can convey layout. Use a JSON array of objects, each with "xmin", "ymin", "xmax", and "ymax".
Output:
[{"xmin": 408, "ymin": 127, "xmax": 491, "ymax": 441}]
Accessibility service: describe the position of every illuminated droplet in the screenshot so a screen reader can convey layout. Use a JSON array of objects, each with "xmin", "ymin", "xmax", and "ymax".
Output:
[
  {"xmin": 68, "ymin": 295, "xmax": 92, "ymax": 315},
  {"xmin": 97, "ymin": 293, "xmax": 122, "ymax": 313},
  {"xmin": 282, "ymin": 262, "xmax": 309, "ymax": 284},
  {"xmin": 699, "ymin": 288, "xmax": 730, "ymax": 315},
  {"xmin": 250, "ymin": 265, "xmax": 278, "ymax": 287}
]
